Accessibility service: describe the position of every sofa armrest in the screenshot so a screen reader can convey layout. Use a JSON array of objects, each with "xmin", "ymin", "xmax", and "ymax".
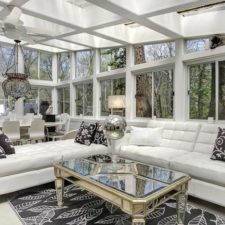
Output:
[{"xmin": 61, "ymin": 129, "xmax": 78, "ymax": 140}]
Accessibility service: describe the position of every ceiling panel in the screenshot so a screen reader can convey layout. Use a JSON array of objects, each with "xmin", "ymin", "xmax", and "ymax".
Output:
[
  {"xmin": 43, "ymin": 39, "xmax": 88, "ymax": 51},
  {"xmin": 26, "ymin": 43, "xmax": 65, "ymax": 53},
  {"xmin": 63, "ymin": 32, "xmax": 121, "ymax": 48}
]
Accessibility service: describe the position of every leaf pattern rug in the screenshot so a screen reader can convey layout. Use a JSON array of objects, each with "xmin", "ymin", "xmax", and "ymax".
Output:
[{"xmin": 9, "ymin": 182, "xmax": 225, "ymax": 225}]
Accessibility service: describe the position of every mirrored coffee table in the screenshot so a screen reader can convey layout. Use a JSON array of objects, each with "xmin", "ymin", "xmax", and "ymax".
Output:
[{"xmin": 54, "ymin": 155, "xmax": 191, "ymax": 225}]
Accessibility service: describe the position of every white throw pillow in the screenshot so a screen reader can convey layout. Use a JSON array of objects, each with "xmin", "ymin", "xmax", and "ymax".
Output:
[{"xmin": 129, "ymin": 126, "xmax": 162, "ymax": 146}]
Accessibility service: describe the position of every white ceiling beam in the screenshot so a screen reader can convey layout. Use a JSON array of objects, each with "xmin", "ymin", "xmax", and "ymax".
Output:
[
  {"xmin": 142, "ymin": 0, "xmax": 225, "ymax": 17},
  {"xmin": 59, "ymin": 38, "xmax": 93, "ymax": 49},
  {"xmin": 9, "ymin": 0, "xmax": 30, "ymax": 7},
  {"xmin": 88, "ymin": 30, "xmax": 129, "ymax": 45},
  {"xmin": 86, "ymin": 0, "xmax": 183, "ymax": 38}
]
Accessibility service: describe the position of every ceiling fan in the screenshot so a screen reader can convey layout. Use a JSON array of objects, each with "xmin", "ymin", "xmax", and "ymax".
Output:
[{"xmin": 0, "ymin": 6, "xmax": 51, "ymax": 44}]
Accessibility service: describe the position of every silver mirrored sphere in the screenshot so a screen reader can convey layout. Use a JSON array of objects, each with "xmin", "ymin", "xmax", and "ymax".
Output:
[{"xmin": 103, "ymin": 115, "xmax": 127, "ymax": 140}]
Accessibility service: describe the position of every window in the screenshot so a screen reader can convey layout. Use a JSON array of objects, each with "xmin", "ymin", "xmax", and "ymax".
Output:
[
  {"xmin": 58, "ymin": 52, "xmax": 71, "ymax": 81},
  {"xmin": 24, "ymin": 48, "xmax": 38, "ymax": 79},
  {"xmin": 219, "ymin": 61, "xmax": 225, "ymax": 120},
  {"xmin": 0, "ymin": 43, "xmax": 15, "ymax": 77},
  {"xmin": 188, "ymin": 62, "xmax": 215, "ymax": 119},
  {"xmin": 24, "ymin": 48, "xmax": 53, "ymax": 80},
  {"xmin": 100, "ymin": 78, "xmax": 125, "ymax": 116},
  {"xmin": 40, "ymin": 52, "xmax": 52, "ymax": 80},
  {"xmin": 186, "ymin": 39, "xmax": 209, "ymax": 53},
  {"xmin": 75, "ymin": 83, "xmax": 93, "ymax": 116},
  {"xmin": 58, "ymin": 87, "xmax": 70, "ymax": 114},
  {"xmin": 100, "ymin": 47, "xmax": 126, "ymax": 72},
  {"xmin": 134, "ymin": 42, "xmax": 175, "ymax": 64},
  {"xmin": 136, "ymin": 69, "xmax": 174, "ymax": 118},
  {"xmin": 24, "ymin": 88, "xmax": 52, "ymax": 115},
  {"xmin": 0, "ymin": 85, "xmax": 8, "ymax": 115},
  {"xmin": 76, "ymin": 50, "xmax": 94, "ymax": 78}
]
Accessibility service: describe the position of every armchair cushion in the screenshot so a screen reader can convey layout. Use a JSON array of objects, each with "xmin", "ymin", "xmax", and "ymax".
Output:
[{"xmin": 93, "ymin": 123, "xmax": 108, "ymax": 146}]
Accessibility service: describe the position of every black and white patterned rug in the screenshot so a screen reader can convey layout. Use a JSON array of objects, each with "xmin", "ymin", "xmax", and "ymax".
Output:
[{"xmin": 9, "ymin": 183, "xmax": 225, "ymax": 225}]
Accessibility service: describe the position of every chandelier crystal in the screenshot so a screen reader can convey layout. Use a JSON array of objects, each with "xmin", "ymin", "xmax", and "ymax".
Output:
[{"xmin": 2, "ymin": 40, "xmax": 31, "ymax": 99}]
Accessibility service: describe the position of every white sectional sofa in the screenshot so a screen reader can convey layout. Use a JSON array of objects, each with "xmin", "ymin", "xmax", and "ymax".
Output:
[
  {"xmin": 120, "ymin": 121, "xmax": 225, "ymax": 207},
  {"xmin": 0, "ymin": 138, "xmax": 108, "ymax": 195},
  {"xmin": 1, "ymin": 121, "xmax": 225, "ymax": 208}
]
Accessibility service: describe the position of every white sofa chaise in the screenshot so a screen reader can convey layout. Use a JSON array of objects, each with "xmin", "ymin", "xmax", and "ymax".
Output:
[
  {"xmin": 0, "ymin": 138, "xmax": 108, "ymax": 195},
  {"xmin": 119, "ymin": 121, "xmax": 225, "ymax": 207}
]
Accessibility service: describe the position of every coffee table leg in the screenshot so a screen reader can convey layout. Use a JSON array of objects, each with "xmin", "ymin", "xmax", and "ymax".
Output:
[
  {"xmin": 176, "ymin": 192, "xmax": 187, "ymax": 225},
  {"xmin": 55, "ymin": 178, "xmax": 64, "ymax": 207},
  {"xmin": 132, "ymin": 217, "xmax": 145, "ymax": 225}
]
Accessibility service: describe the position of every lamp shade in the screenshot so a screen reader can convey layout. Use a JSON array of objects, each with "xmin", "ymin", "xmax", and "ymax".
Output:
[{"xmin": 108, "ymin": 95, "xmax": 125, "ymax": 109}]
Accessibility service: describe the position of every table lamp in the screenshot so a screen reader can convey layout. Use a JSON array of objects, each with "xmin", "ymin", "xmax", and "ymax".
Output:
[{"xmin": 108, "ymin": 95, "xmax": 125, "ymax": 116}]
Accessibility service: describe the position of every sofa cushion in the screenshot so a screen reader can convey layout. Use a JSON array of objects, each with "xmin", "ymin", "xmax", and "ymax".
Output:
[
  {"xmin": 75, "ymin": 121, "xmax": 97, "ymax": 145},
  {"xmin": 93, "ymin": 123, "xmax": 108, "ymax": 146},
  {"xmin": 147, "ymin": 121, "xmax": 200, "ymax": 152},
  {"xmin": 211, "ymin": 127, "xmax": 225, "ymax": 162},
  {"xmin": 170, "ymin": 152, "xmax": 225, "ymax": 187},
  {"xmin": 129, "ymin": 127, "xmax": 162, "ymax": 146},
  {"xmin": 120, "ymin": 145, "xmax": 189, "ymax": 168},
  {"xmin": 194, "ymin": 124, "xmax": 225, "ymax": 154},
  {"xmin": 0, "ymin": 139, "xmax": 108, "ymax": 177}
]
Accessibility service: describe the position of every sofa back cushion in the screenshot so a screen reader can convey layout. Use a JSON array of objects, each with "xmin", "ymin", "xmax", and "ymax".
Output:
[
  {"xmin": 147, "ymin": 121, "xmax": 200, "ymax": 151},
  {"xmin": 194, "ymin": 124, "xmax": 225, "ymax": 154}
]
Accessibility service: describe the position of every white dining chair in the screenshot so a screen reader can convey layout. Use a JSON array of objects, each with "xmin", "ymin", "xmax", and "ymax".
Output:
[
  {"xmin": 2, "ymin": 121, "xmax": 20, "ymax": 143},
  {"xmin": 28, "ymin": 119, "xmax": 45, "ymax": 143}
]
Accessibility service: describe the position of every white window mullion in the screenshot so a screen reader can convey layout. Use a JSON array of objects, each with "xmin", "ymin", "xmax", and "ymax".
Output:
[{"xmin": 152, "ymin": 72, "xmax": 154, "ymax": 118}]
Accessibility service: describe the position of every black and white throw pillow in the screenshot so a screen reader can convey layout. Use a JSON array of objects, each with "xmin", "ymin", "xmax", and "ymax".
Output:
[
  {"xmin": 0, "ymin": 133, "xmax": 15, "ymax": 155},
  {"xmin": 0, "ymin": 146, "xmax": 6, "ymax": 159},
  {"xmin": 93, "ymin": 122, "xmax": 108, "ymax": 146},
  {"xmin": 75, "ymin": 121, "xmax": 97, "ymax": 145},
  {"xmin": 211, "ymin": 127, "xmax": 225, "ymax": 162}
]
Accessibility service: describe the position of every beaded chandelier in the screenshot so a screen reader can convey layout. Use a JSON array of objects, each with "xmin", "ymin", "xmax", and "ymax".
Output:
[{"xmin": 2, "ymin": 40, "xmax": 31, "ymax": 99}]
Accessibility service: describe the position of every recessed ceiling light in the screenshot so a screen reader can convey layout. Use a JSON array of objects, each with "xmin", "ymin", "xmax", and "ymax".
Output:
[{"xmin": 66, "ymin": 0, "xmax": 91, "ymax": 8}]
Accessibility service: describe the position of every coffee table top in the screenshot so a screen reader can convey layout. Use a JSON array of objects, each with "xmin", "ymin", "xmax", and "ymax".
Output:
[{"xmin": 59, "ymin": 155, "xmax": 188, "ymax": 199}]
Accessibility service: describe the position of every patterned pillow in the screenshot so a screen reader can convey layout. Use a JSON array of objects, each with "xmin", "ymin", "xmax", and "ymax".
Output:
[
  {"xmin": 211, "ymin": 127, "xmax": 225, "ymax": 162},
  {"xmin": 0, "ymin": 146, "xmax": 6, "ymax": 159},
  {"xmin": 0, "ymin": 133, "xmax": 15, "ymax": 155},
  {"xmin": 75, "ymin": 121, "xmax": 97, "ymax": 145},
  {"xmin": 93, "ymin": 123, "xmax": 108, "ymax": 146}
]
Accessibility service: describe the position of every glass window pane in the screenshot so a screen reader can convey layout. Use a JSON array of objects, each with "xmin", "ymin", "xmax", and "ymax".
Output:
[
  {"xmin": 189, "ymin": 63, "xmax": 215, "ymax": 119},
  {"xmin": 58, "ymin": 88, "xmax": 63, "ymax": 114},
  {"xmin": 40, "ymin": 52, "xmax": 52, "ymax": 80},
  {"xmin": 76, "ymin": 50, "xmax": 94, "ymax": 78},
  {"xmin": 100, "ymin": 78, "xmax": 125, "ymax": 116},
  {"xmin": 24, "ymin": 88, "xmax": 38, "ymax": 114},
  {"xmin": 58, "ymin": 87, "xmax": 70, "ymax": 114},
  {"xmin": 100, "ymin": 47, "xmax": 126, "ymax": 72},
  {"xmin": 136, "ymin": 74, "xmax": 152, "ymax": 117},
  {"xmin": 75, "ymin": 85, "xmax": 83, "ymax": 116},
  {"xmin": 84, "ymin": 83, "xmax": 93, "ymax": 116},
  {"xmin": 218, "ymin": 61, "xmax": 225, "ymax": 120},
  {"xmin": 134, "ymin": 42, "xmax": 175, "ymax": 65},
  {"xmin": 58, "ymin": 52, "xmax": 71, "ymax": 81},
  {"xmin": 64, "ymin": 87, "xmax": 70, "ymax": 114},
  {"xmin": 24, "ymin": 48, "xmax": 38, "ymax": 79},
  {"xmin": 186, "ymin": 39, "xmax": 209, "ymax": 53},
  {"xmin": 154, "ymin": 70, "xmax": 173, "ymax": 118},
  {"xmin": 0, "ymin": 43, "xmax": 15, "ymax": 77}
]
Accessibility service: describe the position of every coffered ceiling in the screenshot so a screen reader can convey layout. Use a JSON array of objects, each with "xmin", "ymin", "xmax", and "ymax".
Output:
[{"xmin": 0, "ymin": 0, "xmax": 224, "ymax": 52}]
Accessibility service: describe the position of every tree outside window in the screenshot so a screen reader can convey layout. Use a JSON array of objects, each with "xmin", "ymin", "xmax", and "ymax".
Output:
[
  {"xmin": 40, "ymin": 52, "xmax": 52, "ymax": 80},
  {"xmin": 58, "ymin": 87, "xmax": 70, "ymax": 114},
  {"xmin": 189, "ymin": 62, "xmax": 215, "ymax": 119},
  {"xmin": 58, "ymin": 52, "xmax": 71, "ymax": 81},
  {"xmin": 134, "ymin": 42, "xmax": 175, "ymax": 65},
  {"xmin": 76, "ymin": 50, "xmax": 94, "ymax": 78},
  {"xmin": 136, "ymin": 69, "xmax": 173, "ymax": 118},
  {"xmin": 75, "ymin": 83, "xmax": 93, "ymax": 116},
  {"xmin": 100, "ymin": 47, "xmax": 126, "ymax": 72},
  {"xmin": 186, "ymin": 39, "xmax": 209, "ymax": 53}
]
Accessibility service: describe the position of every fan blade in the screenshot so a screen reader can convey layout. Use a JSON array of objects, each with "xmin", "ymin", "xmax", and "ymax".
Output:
[{"xmin": 4, "ymin": 7, "xmax": 22, "ymax": 25}]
